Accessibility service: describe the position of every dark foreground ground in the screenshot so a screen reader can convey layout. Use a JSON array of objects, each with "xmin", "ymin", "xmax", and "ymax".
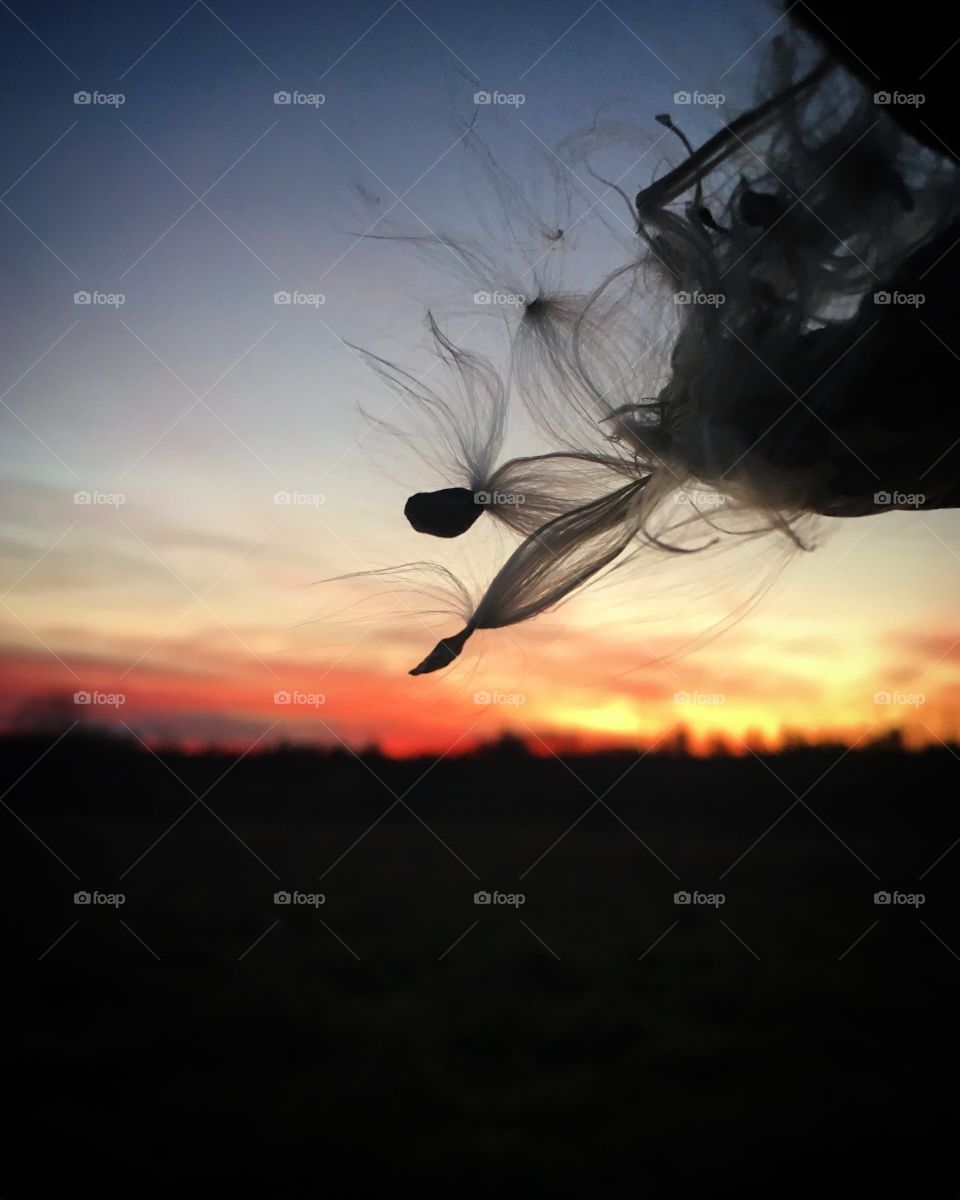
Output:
[{"xmin": 1, "ymin": 730, "xmax": 958, "ymax": 1196}]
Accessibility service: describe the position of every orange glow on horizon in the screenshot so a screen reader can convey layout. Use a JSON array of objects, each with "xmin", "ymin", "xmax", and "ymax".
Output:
[{"xmin": 2, "ymin": 592, "xmax": 958, "ymax": 759}]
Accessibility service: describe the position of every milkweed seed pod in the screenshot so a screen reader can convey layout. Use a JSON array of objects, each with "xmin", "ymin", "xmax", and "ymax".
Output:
[{"xmin": 359, "ymin": 6, "xmax": 960, "ymax": 675}]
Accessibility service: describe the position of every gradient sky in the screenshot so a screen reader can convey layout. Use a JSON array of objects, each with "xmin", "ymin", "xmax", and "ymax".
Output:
[{"xmin": 2, "ymin": 0, "xmax": 958, "ymax": 754}]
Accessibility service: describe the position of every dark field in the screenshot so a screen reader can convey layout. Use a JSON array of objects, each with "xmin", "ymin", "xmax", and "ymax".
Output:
[{"xmin": 2, "ymin": 732, "xmax": 958, "ymax": 1195}]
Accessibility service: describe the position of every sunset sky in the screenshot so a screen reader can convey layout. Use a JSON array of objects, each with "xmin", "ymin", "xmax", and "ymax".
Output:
[{"xmin": 2, "ymin": 0, "xmax": 958, "ymax": 755}]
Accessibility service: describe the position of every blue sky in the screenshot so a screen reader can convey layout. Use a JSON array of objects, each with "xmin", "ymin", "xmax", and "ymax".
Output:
[{"xmin": 2, "ymin": 0, "xmax": 958, "ymax": 752}]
